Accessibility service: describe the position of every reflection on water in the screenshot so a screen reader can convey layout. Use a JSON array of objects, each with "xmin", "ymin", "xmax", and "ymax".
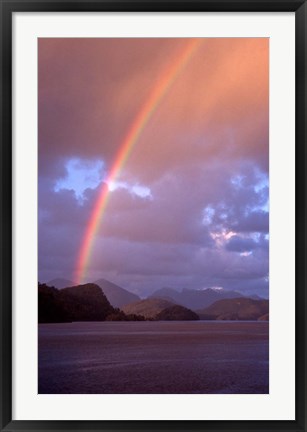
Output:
[{"xmin": 38, "ymin": 321, "xmax": 269, "ymax": 394}]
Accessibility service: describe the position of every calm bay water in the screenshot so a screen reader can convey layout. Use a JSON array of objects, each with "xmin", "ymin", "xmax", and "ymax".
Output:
[{"xmin": 38, "ymin": 321, "xmax": 269, "ymax": 394}]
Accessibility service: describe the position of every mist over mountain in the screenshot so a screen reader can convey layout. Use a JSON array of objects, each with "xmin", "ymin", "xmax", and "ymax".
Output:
[{"xmin": 94, "ymin": 278, "xmax": 140, "ymax": 308}]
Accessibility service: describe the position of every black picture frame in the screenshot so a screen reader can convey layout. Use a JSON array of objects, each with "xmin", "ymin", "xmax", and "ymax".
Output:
[{"xmin": 1, "ymin": 1, "xmax": 306, "ymax": 431}]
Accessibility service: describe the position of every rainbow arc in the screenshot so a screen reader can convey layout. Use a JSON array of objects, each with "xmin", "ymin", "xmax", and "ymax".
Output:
[{"xmin": 75, "ymin": 39, "xmax": 201, "ymax": 285}]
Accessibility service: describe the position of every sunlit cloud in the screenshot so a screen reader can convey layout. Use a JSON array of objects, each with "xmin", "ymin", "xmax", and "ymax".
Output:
[
  {"xmin": 108, "ymin": 180, "xmax": 152, "ymax": 199},
  {"xmin": 211, "ymin": 230, "xmax": 236, "ymax": 247},
  {"xmin": 240, "ymin": 251, "xmax": 253, "ymax": 257}
]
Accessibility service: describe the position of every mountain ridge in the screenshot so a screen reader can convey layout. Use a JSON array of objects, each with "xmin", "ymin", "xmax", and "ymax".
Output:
[
  {"xmin": 149, "ymin": 287, "xmax": 244, "ymax": 310},
  {"xmin": 38, "ymin": 283, "xmax": 145, "ymax": 323},
  {"xmin": 94, "ymin": 278, "xmax": 140, "ymax": 308},
  {"xmin": 121, "ymin": 298, "xmax": 175, "ymax": 319},
  {"xmin": 197, "ymin": 297, "xmax": 269, "ymax": 321}
]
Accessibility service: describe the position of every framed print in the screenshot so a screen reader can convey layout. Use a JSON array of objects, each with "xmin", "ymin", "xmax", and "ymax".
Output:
[{"xmin": 0, "ymin": 1, "xmax": 306, "ymax": 431}]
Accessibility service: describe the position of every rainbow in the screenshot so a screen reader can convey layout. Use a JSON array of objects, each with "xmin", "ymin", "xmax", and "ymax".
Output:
[{"xmin": 74, "ymin": 39, "xmax": 201, "ymax": 285}]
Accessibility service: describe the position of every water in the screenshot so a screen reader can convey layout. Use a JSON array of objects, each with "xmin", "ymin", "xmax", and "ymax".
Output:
[{"xmin": 38, "ymin": 321, "xmax": 269, "ymax": 394}]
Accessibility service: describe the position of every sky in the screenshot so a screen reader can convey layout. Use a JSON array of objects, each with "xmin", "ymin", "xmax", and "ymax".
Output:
[{"xmin": 38, "ymin": 38, "xmax": 269, "ymax": 298}]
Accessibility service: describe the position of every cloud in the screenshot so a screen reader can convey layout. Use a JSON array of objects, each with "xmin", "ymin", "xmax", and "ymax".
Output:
[
  {"xmin": 38, "ymin": 38, "xmax": 269, "ymax": 297},
  {"xmin": 38, "ymin": 38, "xmax": 268, "ymax": 175},
  {"xmin": 54, "ymin": 157, "xmax": 104, "ymax": 202},
  {"xmin": 225, "ymin": 236, "xmax": 258, "ymax": 253}
]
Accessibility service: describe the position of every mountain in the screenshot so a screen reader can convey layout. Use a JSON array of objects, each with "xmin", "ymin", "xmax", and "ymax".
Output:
[
  {"xmin": 258, "ymin": 313, "xmax": 269, "ymax": 321},
  {"xmin": 47, "ymin": 278, "xmax": 74, "ymax": 289},
  {"xmin": 249, "ymin": 294, "xmax": 264, "ymax": 300},
  {"xmin": 149, "ymin": 287, "xmax": 243, "ymax": 310},
  {"xmin": 155, "ymin": 305, "xmax": 199, "ymax": 321},
  {"xmin": 38, "ymin": 284, "xmax": 70, "ymax": 323},
  {"xmin": 38, "ymin": 283, "xmax": 144, "ymax": 323},
  {"xmin": 59, "ymin": 284, "xmax": 115, "ymax": 321},
  {"xmin": 94, "ymin": 278, "xmax": 140, "ymax": 308},
  {"xmin": 121, "ymin": 298, "xmax": 175, "ymax": 319},
  {"xmin": 197, "ymin": 298, "xmax": 269, "ymax": 321}
]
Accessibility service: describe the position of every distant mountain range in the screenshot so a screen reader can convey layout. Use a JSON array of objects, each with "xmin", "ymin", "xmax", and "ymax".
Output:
[
  {"xmin": 149, "ymin": 287, "xmax": 244, "ymax": 310},
  {"xmin": 94, "ymin": 278, "xmax": 140, "ymax": 308},
  {"xmin": 47, "ymin": 277, "xmax": 141, "ymax": 308},
  {"xmin": 197, "ymin": 298, "xmax": 269, "ymax": 321},
  {"xmin": 40, "ymin": 278, "xmax": 268, "ymax": 322}
]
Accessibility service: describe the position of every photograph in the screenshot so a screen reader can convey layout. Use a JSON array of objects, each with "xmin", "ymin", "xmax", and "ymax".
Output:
[
  {"xmin": 37, "ymin": 37, "xmax": 269, "ymax": 395},
  {"xmin": 1, "ymin": 0, "xmax": 306, "ymax": 429}
]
